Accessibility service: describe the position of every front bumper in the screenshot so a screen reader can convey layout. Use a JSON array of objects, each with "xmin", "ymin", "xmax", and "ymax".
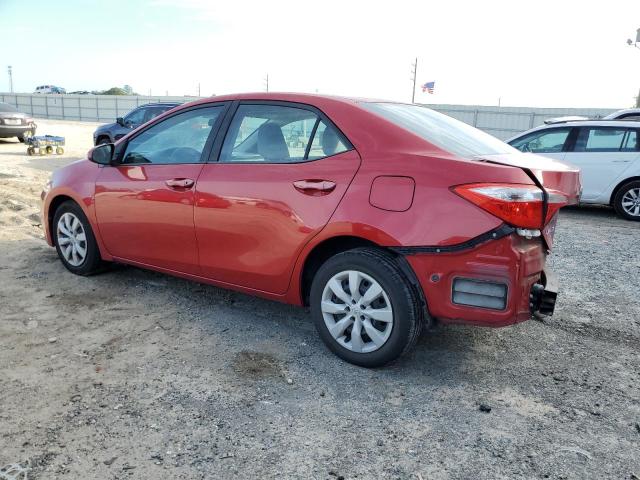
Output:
[
  {"xmin": 0, "ymin": 124, "xmax": 34, "ymax": 137},
  {"xmin": 403, "ymin": 232, "xmax": 552, "ymax": 327}
]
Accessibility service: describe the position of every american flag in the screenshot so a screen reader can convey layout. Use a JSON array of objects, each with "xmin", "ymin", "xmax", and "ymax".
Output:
[{"xmin": 421, "ymin": 81, "xmax": 435, "ymax": 94}]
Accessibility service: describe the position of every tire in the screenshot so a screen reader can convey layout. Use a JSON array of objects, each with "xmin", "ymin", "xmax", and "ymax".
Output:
[
  {"xmin": 52, "ymin": 201, "xmax": 104, "ymax": 275},
  {"xmin": 310, "ymin": 247, "xmax": 424, "ymax": 367},
  {"xmin": 97, "ymin": 137, "xmax": 111, "ymax": 145},
  {"xmin": 27, "ymin": 147, "xmax": 35, "ymax": 156},
  {"xmin": 18, "ymin": 129, "xmax": 34, "ymax": 143},
  {"xmin": 613, "ymin": 180, "xmax": 640, "ymax": 221},
  {"xmin": 56, "ymin": 147, "xmax": 64, "ymax": 155}
]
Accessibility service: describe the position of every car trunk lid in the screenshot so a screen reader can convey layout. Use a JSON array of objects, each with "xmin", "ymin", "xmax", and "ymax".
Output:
[{"xmin": 474, "ymin": 152, "xmax": 581, "ymax": 248}]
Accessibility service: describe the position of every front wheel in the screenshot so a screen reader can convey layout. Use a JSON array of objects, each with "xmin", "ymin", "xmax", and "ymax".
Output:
[
  {"xmin": 310, "ymin": 248, "xmax": 424, "ymax": 367},
  {"xmin": 53, "ymin": 201, "xmax": 104, "ymax": 275},
  {"xmin": 613, "ymin": 180, "xmax": 640, "ymax": 221}
]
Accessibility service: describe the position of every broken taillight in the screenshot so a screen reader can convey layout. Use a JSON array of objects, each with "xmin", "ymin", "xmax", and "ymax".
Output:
[{"xmin": 453, "ymin": 183, "xmax": 569, "ymax": 229}]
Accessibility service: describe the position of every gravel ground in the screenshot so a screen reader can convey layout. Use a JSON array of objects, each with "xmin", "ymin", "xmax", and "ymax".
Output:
[{"xmin": 0, "ymin": 120, "xmax": 639, "ymax": 480}]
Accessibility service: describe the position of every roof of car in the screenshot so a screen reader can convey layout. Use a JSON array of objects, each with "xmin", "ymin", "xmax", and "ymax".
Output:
[
  {"xmin": 603, "ymin": 108, "xmax": 640, "ymax": 119},
  {"xmin": 185, "ymin": 92, "xmax": 402, "ymax": 107},
  {"xmin": 507, "ymin": 119, "xmax": 640, "ymax": 142}
]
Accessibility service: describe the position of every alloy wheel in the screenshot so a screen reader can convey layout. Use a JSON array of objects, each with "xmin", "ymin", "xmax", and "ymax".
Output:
[
  {"xmin": 56, "ymin": 212, "xmax": 87, "ymax": 266},
  {"xmin": 621, "ymin": 187, "xmax": 640, "ymax": 217},
  {"xmin": 320, "ymin": 270, "xmax": 394, "ymax": 353}
]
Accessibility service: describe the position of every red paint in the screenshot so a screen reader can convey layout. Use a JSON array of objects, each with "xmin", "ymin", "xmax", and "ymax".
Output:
[
  {"xmin": 369, "ymin": 176, "xmax": 415, "ymax": 212},
  {"xmin": 42, "ymin": 92, "xmax": 581, "ymax": 328}
]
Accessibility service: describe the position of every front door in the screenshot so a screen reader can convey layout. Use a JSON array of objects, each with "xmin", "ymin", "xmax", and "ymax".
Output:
[
  {"xmin": 194, "ymin": 102, "xmax": 361, "ymax": 294},
  {"xmin": 95, "ymin": 104, "xmax": 227, "ymax": 274}
]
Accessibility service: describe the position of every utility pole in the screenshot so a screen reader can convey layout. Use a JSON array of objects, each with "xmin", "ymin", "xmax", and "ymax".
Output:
[
  {"xmin": 410, "ymin": 58, "xmax": 418, "ymax": 104},
  {"xmin": 197, "ymin": 82, "xmax": 201, "ymax": 97},
  {"xmin": 264, "ymin": 74, "xmax": 269, "ymax": 92},
  {"xmin": 7, "ymin": 66, "xmax": 13, "ymax": 93}
]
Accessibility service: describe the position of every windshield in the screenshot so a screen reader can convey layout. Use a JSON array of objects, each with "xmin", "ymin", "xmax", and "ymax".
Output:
[
  {"xmin": 0, "ymin": 102, "xmax": 18, "ymax": 113},
  {"xmin": 362, "ymin": 102, "xmax": 517, "ymax": 158}
]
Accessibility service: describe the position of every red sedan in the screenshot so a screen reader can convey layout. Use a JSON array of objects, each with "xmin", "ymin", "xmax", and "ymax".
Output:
[{"xmin": 41, "ymin": 93, "xmax": 580, "ymax": 367}]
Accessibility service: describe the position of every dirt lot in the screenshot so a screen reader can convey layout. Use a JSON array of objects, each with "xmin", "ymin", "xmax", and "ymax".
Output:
[{"xmin": 0, "ymin": 119, "xmax": 639, "ymax": 480}]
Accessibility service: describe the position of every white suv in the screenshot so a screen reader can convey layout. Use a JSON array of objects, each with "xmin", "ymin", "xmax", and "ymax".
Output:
[{"xmin": 508, "ymin": 121, "xmax": 640, "ymax": 220}]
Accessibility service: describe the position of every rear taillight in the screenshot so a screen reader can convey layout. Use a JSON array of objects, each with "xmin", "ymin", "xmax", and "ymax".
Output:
[{"xmin": 453, "ymin": 183, "xmax": 568, "ymax": 229}]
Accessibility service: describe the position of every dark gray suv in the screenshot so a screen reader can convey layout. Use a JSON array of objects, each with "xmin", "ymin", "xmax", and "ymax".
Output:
[{"xmin": 93, "ymin": 102, "xmax": 180, "ymax": 145}]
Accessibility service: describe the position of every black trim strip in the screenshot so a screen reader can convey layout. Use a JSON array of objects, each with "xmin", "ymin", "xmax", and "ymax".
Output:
[{"xmin": 389, "ymin": 224, "xmax": 515, "ymax": 255}]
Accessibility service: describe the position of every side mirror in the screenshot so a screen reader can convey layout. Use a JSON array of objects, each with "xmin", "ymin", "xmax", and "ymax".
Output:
[
  {"xmin": 89, "ymin": 143, "xmax": 115, "ymax": 165},
  {"xmin": 116, "ymin": 117, "xmax": 125, "ymax": 126}
]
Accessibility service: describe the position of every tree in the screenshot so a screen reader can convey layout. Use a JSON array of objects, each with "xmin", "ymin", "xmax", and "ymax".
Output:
[
  {"xmin": 98, "ymin": 86, "xmax": 139, "ymax": 95},
  {"xmin": 100, "ymin": 87, "xmax": 128, "ymax": 96}
]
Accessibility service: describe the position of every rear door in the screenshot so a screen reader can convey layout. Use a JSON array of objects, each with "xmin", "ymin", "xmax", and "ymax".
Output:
[
  {"xmin": 194, "ymin": 101, "xmax": 361, "ymax": 294},
  {"xmin": 563, "ymin": 126, "xmax": 640, "ymax": 201}
]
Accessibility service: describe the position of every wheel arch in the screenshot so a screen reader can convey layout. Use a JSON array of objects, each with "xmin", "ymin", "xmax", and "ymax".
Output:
[
  {"xmin": 47, "ymin": 194, "xmax": 76, "ymax": 240},
  {"xmin": 610, "ymin": 176, "xmax": 640, "ymax": 205},
  {"xmin": 45, "ymin": 191, "xmax": 112, "ymax": 261},
  {"xmin": 297, "ymin": 235, "xmax": 426, "ymax": 312},
  {"xmin": 95, "ymin": 134, "xmax": 111, "ymax": 145}
]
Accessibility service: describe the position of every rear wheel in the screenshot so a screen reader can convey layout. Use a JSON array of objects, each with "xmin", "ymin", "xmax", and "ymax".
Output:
[
  {"xmin": 613, "ymin": 180, "xmax": 640, "ymax": 221},
  {"xmin": 310, "ymin": 248, "xmax": 424, "ymax": 367},
  {"xmin": 97, "ymin": 137, "xmax": 111, "ymax": 145},
  {"xmin": 53, "ymin": 201, "xmax": 104, "ymax": 275},
  {"xmin": 18, "ymin": 130, "xmax": 33, "ymax": 142}
]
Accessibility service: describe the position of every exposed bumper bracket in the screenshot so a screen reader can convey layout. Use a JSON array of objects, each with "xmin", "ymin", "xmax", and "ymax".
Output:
[{"xmin": 530, "ymin": 269, "xmax": 558, "ymax": 316}]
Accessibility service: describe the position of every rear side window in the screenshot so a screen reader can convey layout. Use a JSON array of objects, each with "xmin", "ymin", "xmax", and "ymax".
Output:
[
  {"xmin": 363, "ymin": 102, "xmax": 516, "ymax": 158},
  {"xmin": 622, "ymin": 130, "xmax": 639, "ymax": 151},
  {"xmin": 575, "ymin": 128, "xmax": 626, "ymax": 152},
  {"xmin": 220, "ymin": 104, "xmax": 349, "ymax": 163},
  {"xmin": 510, "ymin": 128, "xmax": 571, "ymax": 153}
]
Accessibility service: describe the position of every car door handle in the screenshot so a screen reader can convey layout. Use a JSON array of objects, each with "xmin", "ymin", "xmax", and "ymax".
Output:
[
  {"xmin": 293, "ymin": 180, "xmax": 336, "ymax": 195},
  {"xmin": 612, "ymin": 160, "xmax": 630, "ymax": 163},
  {"xmin": 165, "ymin": 178, "xmax": 195, "ymax": 189}
]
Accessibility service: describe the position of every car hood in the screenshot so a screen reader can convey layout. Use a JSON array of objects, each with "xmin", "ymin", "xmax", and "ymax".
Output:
[{"xmin": 94, "ymin": 122, "xmax": 117, "ymax": 134}]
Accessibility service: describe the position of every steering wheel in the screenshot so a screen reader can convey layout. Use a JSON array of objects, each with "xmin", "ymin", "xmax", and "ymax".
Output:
[{"xmin": 167, "ymin": 147, "xmax": 201, "ymax": 163}]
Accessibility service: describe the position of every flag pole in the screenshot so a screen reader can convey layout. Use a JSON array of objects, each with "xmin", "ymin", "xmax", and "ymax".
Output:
[{"xmin": 411, "ymin": 58, "xmax": 418, "ymax": 104}]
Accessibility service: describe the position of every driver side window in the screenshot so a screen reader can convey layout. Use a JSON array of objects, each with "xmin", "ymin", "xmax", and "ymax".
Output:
[
  {"xmin": 121, "ymin": 106, "xmax": 223, "ymax": 165},
  {"xmin": 123, "ymin": 108, "xmax": 147, "ymax": 127},
  {"xmin": 511, "ymin": 128, "xmax": 571, "ymax": 153}
]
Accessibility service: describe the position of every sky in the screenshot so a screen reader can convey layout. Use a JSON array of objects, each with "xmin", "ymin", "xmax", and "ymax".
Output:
[{"xmin": 1, "ymin": 0, "xmax": 639, "ymax": 108}]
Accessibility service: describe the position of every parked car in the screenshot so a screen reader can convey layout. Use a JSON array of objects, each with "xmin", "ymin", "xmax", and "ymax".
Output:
[
  {"xmin": 34, "ymin": 85, "xmax": 66, "ymax": 94},
  {"xmin": 603, "ymin": 108, "xmax": 640, "ymax": 121},
  {"xmin": 508, "ymin": 120, "xmax": 640, "ymax": 220},
  {"xmin": 0, "ymin": 102, "xmax": 36, "ymax": 142},
  {"xmin": 42, "ymin": 93, "xmax": 580, "ymax": 367},
  {"xmin": 93, "ymin": 102, "xmax": 180, "ymax": 145}
]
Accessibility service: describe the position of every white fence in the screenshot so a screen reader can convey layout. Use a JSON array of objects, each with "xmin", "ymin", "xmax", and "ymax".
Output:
[
  {"xmin": 0, "ymin": 93, "xmax": 201, "ymax": 123},
  {"xmin": 0, "ymin": 92, "xmax": 622, "ymax": 139},
  {"xmin": 421, "ymin": 103, "xmax": 620, "ymax": 140}
]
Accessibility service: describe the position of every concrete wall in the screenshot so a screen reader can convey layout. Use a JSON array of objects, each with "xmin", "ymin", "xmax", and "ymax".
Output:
[
  {"xmin": 421, "ymin": 103, "xmax": 621, "ymax": 140},
  {"xmin": 0, "ymin": 93, "xmax": 201, "ymax": 123},
  {"xmin": 0, "ymin": 92, "xmax": 622, "ymax": 139}
]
